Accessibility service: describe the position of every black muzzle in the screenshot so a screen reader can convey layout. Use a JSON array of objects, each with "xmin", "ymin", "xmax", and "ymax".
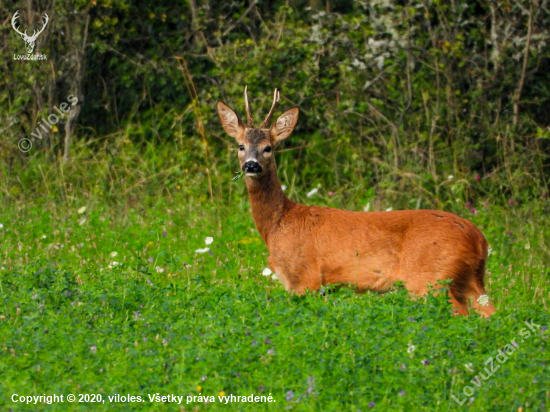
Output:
[{"xmin": 242, "ymin": 161, "xmax": 262, "ymax": 174}]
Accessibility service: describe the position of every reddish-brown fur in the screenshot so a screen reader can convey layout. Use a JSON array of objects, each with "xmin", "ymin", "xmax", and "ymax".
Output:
[{"xmin": 217, "ymin": 89, "xmax": 495, "ymax": 317}]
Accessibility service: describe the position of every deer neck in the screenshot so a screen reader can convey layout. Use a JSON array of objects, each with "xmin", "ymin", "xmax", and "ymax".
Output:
[{"xmin": 245, "ymin": 162, "xmax": 293, "ymax": 244}]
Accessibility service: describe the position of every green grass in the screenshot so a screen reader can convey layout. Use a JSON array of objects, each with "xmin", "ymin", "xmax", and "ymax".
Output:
[{"xmin": 0, "ymin": 159, "xmax": 549, "ymax": 411}]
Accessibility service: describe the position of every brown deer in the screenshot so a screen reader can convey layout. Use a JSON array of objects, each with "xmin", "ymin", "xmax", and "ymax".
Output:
[{"xmin": 217, "ymin": 87, "xmax": 495, "ymax": 317}]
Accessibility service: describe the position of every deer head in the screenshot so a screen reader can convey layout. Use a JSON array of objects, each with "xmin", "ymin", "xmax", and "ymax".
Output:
[
  {"xmin": 11, "ymin": 11, "xmax": 49, "ymax": 54},
  {"xmin": 217, "ymin": 87, "xmax": 299, "ymax": 179}
]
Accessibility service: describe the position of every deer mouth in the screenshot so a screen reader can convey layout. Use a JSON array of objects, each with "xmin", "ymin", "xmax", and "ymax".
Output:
[{"xmin": 245, "ymin": 172, "xmax": 261, "ymax": 178}]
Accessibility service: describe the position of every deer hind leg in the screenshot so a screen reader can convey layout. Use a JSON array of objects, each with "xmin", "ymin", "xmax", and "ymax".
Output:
[
  {"xmin": 449, "ymin": 258, "xmax": 495, "ymax": 317},
  {"xmin": 468, "ymin": 259, "xmax": 496, "ymax": 318},
  {"xmin": 405, "ymin": 278, "xmax": 470, "ymax": 316},
  {"xmin": 451, "ymin": 283, "xmax": 495, "ymax": 317},
  {"xmin": 470, "ymin": 293, "xmax": 496, "ymax": 318},
  {"xmin": 448, "ymin": 287, "xmax": 470, "ymax": 316}
]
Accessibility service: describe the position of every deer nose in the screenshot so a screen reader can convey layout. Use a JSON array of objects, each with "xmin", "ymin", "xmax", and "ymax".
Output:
[{"xmin": 242, "ymin": 160, "xmax": 262, "ymax": 174}]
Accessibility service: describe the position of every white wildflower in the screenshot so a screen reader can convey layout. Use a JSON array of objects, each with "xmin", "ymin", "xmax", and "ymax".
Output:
[
  {"xmin": 156, "ymin": 266, "xmax": 164, "ymax": 273},
  {"xmin": 205, "ymin": 237, "xmax": 214, "ymax": 245},
  {"xmin": 307, "ymin": 188, "xmax": 319, "ymax": 197},
  {"xmin": 281, "ymin": 185, "xmax": 287, "ymax": 191},
  {"xmin": 525, "ymin": 243, "xmax": 530, "ymax": 250},
  {"xmin": 42, "ymin": 235, "xmax": 47, "ymax": 239},
  {"xmin": 477, "ymin": 295, "xmax": 490, "ymax": 306},
  {"xmin": 78, "ymin": 206, "xmax": 87, "ymax": 214},
  {"xmin": 108, "ymin": 262, "xmax": 119, "ymax": 270},
  {"xmin": 407, "ymin": 344, "xmax": 415, "ymax": 354},
  {"xmin": 262, "ymin": 268, "xmax": 272, "ymax": 276},
  {"xmin": 448, "ymin": 175, "xmax": 454, "ymax": 180},
  {"xmin": 195, "ymin": 247, "xmax": 210, "ymax": 254},
  {"xmin": 487, "ymin": 246, "xmax": 492, "ymax": 256},
  {"xmin": 0, "ymin": 223, "xmax": 3, "ymax": 229},
  {"xmin": 110, "ymin": 251, "xmax": 118, "ymax": 257},
  {"xmin": 363, "ymin": 203, "xmax": 371, "ymax": 212},
  {"xmin": 386, "ymin": 207, "xmax": 393, "ymax": 212}
]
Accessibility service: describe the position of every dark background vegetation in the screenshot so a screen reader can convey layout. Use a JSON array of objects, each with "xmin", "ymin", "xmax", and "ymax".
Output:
[{"xmin": 1, "ymin": 0, "xmax": 549, "ymax": 207}]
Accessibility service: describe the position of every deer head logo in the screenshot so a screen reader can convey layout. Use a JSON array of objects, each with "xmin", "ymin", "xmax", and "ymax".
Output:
[{"xmin": 11, "ymin": 11, "xmax": 49, "ymax": 54}]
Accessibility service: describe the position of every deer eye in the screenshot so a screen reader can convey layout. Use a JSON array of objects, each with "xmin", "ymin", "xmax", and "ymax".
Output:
[
  {"xmin": 239, "ymin": 145, "xmax": 245, "ymax": 151},
  {"xmin": 264, "ymin": 146, "xmax": 272, "ymax": 153}
]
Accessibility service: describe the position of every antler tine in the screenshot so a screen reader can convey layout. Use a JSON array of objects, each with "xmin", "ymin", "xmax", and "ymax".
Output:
[
  {"xmin": 11, "ymin": 11, "xmax": 25, "ymax": 36},
  {"xmin": 244, "ymin": 85, "xmax": 254, "ymax": 128},
  {"xmin": 38, "ymin": 13, "xmax": 49, "ymax": 34},
  {"xmin": 261, "ymin": 88, "xmax": 280, "ymax": 128},
  {"xmin": 28, "ymin": 12, "xmax": 49, "ymax": 41}
]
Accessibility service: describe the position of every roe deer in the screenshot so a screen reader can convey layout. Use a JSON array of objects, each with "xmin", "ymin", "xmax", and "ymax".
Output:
[{"xmin": 217, "ymin": 87, "xmax": 495, "ymax": 317}]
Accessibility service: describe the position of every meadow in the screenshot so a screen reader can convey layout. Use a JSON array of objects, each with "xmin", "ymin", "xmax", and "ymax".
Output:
[{"xmin": 0, "ymin": 142, "xmax": 549, "ymax": 411}]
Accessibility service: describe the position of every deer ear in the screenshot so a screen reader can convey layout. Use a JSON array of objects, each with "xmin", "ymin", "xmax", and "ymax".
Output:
[
  {"xmin": 270, "ymin": 107, "xmax": 299, "ymax": 143},
  {"xmin": 217, "ymin": 101, "xmax": 245, "ymax": 139}
]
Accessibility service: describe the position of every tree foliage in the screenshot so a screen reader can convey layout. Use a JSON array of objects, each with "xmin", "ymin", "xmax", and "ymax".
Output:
[{"xmin": 1, "ymin": 0, "xmax": 549, "ymax": 202}]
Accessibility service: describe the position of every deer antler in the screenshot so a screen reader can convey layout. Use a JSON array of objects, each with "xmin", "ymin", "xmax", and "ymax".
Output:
[
  {"xmin": 261, "ymin": 88, "xmax": 280, "ymax": 128},
  {"xmin": 11, "ymin": 11, "xmax": 49, "ymax": 41},
  {"xmin": 244, "ymin": 85, "xmax": 254, "ymax": 128},
  {"xmin": 28, "ymin": 13, "xmax": 49, "ymax": 41},
  {"xmin": 11, "ymin": 11, "xmax": 26, "ymax": 37}
]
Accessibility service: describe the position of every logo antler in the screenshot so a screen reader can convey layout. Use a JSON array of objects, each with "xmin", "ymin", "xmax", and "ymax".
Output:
[{"xmin": 11, "ymin": 10, "xmax": 49, "ymax": 54}]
